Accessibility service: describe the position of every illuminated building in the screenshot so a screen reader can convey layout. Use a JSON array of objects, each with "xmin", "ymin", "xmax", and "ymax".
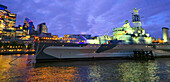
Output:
[
  {"xmin": 162, "ymin": 27, "xmax": 169, "ymax": 42},
  {"xmin": 66, "ymin": 34, "xmax": 91, "ymax": 39},
  {"xmin": 62, "ymin": 34, "xmax": 112, "ymax": 44},
  {"xmin": 28, "ymin": 21, "xmax": 35, "ymax": 35},
  {"xmin": 52, "ymin": 35, "xmax": 59, "ymax": 40},
  {"xmin": 38, "ymin": 33, "xmax": 52, "ymax": 38},
  {"xmin": 39, "ymin": 35, "xmax": 60, "ymax": 41},
  {"xmin": 63, "ymin": 34, "xmax": 91, "ymax": 43},
  {"xmin": 152, "ymin": 38, "xmax": 163, "ymax": 43},
  {"xmin": 37, "ymin": 23, "xmax": 47, "ymax": 35},
  {"xmin": 15, "ymin": 30, "xmax": 24, "ymax": 38},
  {"xmin": 23, "ymin": 17, "xmax": 29, "ymax": 30},
  {"xmin": 112, "ymin": 8, "xmax": 152, "ymax": 44},
  {"xmin": 20, "ymin": 17, "xmax": 36, "ymax": 40},
  {"xmin": 14, "ymin": 25, "xmax": 23, "ymax": 30},
  {"xmin": 2, "ymin": 29, "xmax": 15, "ymax": 39},
  {"xmin": 0, "ymin": 4, "xmax": 16, "ymax": 39},
  {"xmin": 23, "ymin": 17, "xmax": 35, "ymax": 35},
  {"xmin": 0, "ymin": 4, "xmax": 16, "ymax": 31},
  {"xmin": 13, "ymin": 25, "xmax": 24, "ymax": 38},
  {"xmin": 86, "ymin": 35, "xmax": 112, "ymax": 44}
]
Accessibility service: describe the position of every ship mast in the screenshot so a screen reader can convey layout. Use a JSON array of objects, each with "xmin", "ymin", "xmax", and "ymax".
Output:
[{"xmin": 132, "ymin": 8, "xmax": 142, "ymax": 28}]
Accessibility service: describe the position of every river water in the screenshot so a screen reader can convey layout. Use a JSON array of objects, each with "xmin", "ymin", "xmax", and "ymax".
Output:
[{"xmin": 0, "ymin": 54, "xmax": 169, "ymax": 82}]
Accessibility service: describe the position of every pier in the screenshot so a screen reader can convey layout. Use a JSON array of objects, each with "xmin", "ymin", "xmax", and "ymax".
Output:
[{"xmin": 133, "ymin": 50, "xmax": 155, "ymax": 60}]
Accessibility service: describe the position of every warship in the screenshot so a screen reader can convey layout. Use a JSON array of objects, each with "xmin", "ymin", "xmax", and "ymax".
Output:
[{"xmin": 35, "ymin": 8, "xmax": 170, "ymax": 62}]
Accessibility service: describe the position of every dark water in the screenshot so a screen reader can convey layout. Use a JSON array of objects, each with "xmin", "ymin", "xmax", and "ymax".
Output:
[{"xmin": 0, "ymin": 54, "xmax": 169, "ymax": 82}]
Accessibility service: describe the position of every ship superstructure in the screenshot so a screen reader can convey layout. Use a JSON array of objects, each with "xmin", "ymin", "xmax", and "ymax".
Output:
[{"xmin": 112, "ymin": 8, "xmax": 152, "ymax": 44}]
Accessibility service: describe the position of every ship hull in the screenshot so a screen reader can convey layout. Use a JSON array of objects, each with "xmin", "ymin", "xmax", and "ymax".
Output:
[{"xmin": 35, "ymin": 42, "xmax": 170, "ymax": 62}]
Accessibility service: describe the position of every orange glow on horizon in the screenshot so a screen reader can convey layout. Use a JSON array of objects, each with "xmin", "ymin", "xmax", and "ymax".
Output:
[{"xmin": 152, "ymin": 38, "xmax": 163, "ymax": 43}]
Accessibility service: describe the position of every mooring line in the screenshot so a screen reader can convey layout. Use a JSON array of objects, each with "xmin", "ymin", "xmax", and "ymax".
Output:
[
  {"xmin": 32, "ymin": 44, "xmax": 45, "ymax": 64},
  {"xmin": 9, "ymin": 55, "xmax": 22, "ymax": 65}
]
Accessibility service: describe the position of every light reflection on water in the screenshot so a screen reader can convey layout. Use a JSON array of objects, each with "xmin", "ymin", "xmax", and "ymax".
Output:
[{"xmin": 0, "ymin": 55, "xmax": 169, "ymax": 82}]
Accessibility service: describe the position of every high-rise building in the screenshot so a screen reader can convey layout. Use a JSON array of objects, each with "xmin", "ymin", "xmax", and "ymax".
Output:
[
  {"xmin": 15, "ymin": 25, "xmax": 24, "ymax": 38},
  {"xmin": 23, "ymin": 17, "xmax": 35, "ymax": 35},
  {"xmin": 0, "ymin": 4, "xmax": 16, "ymax": 31},
  {"xmin": 23, "ymin": 17, "xmax": 30, "ymax": 35},
  {"xmin": 28, "ymin": 21, "xmax": 35, "ymax": 35},
  {"xmin": 0, "ymin": 4, "xmax": 16, "ymax": 39},
  {"xmin": 37, "ymin": 23, "xmax": 47, "ymax": 35}
]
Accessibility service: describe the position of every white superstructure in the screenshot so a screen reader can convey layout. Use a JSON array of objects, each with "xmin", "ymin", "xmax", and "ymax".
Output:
[{"xmin": 112, "ymin": 8, "xmax": 152, "ymax": 44}]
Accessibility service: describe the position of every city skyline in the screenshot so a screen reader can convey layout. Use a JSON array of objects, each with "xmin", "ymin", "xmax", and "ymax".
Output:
[{"xmin": 1, "ymin": 0, "xmax": 170, "ymax": 38}]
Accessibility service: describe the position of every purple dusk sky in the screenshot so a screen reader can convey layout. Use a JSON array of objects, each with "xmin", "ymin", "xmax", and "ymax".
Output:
[{"xmin": 1, "ymin": 0, "xmax": 170, "ymax": 38}]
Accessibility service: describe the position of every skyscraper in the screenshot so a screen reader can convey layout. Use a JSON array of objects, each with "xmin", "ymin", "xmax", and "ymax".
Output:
[
  {"xmin": 23, "ymin": 17, "xmax": 35, "ymax": 35},
  {"xmin": 28, "ymin": 21, "xmax": 35, "ymax": 35},
  {"xmin": 23, "ymin": 17, "xmax": 30, "ymax": 34},
  {"xmin": 37, "ymin": 23, "xmax": 47, "ymax": 35}
]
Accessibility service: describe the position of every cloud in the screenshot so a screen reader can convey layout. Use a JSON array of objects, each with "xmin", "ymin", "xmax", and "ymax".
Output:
[{"xmin": 0, "ymin": 0, "xmax": 170, "ymax": 37}]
